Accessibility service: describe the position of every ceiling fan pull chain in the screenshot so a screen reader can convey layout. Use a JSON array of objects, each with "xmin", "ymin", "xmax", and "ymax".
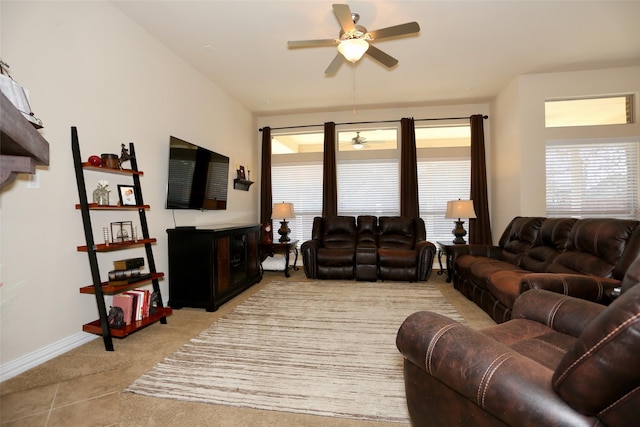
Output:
[{"xmin": 352, "ymin": 62, "xmax": 357, "ymax": 114}]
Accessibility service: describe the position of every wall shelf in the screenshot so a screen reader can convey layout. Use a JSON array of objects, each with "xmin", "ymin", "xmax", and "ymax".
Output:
[
  {"xmin": 233, "ymin": 178, "xmax": 254, "ymax": 191},
  {"xmin": 0, "ymin": 91, "xmax": 49, "ymax": 189}
]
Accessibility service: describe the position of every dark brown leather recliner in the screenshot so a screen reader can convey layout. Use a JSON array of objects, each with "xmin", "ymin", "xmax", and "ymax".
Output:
[
  {"xmin": 301, "ymin": 216, "xmax": 357, "ymax": 280},
  {"xmin": 377, "ymin": 216, "xmax": 436, "ymax": 281},
  {"xmin": 396, "ymin": 255, "xmax": 640, "ymax": 427}
]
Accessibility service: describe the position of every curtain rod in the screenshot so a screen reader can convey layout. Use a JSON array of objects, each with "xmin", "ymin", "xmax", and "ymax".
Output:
[{"xmin": 258, "ymin": 115, "xmax": 488, "ymax": 132}]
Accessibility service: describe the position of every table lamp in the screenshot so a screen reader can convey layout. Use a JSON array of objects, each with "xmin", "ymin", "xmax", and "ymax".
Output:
[
  {"xmin": 445, "ymin": 199, "xmax": 476, "ymax": 244},
  {"xmin": 272, "ymin": 202, "xmax": 295, "ymax": 243}
]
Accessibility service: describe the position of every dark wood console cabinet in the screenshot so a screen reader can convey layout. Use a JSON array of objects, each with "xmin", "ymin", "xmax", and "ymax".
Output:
[{"xmin": 167, "ymin": 224, "xmax": 261, "ymax": 311}]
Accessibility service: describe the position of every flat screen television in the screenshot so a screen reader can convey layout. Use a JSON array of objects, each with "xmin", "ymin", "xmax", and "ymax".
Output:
[{"xmin": 166, "ymin": 136, "xmax": 230, "ymax": 210}]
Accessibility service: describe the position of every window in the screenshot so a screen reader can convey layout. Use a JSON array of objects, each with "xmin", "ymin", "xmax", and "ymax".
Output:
[
  {"xmin": 546, "ymin": 139, "xmax": 639, "ymax": 219},
  {"xmin": 337, "ymin": 159, "xmax": 399, "ymax": 216},
  {"xmin": 271, "ymin": 162, "xmax": 324, "ymax": 245},
  {"xmin": 418, "ymin": 159, "xmax": 471, "ymax": 242},
  {"xmin": 416, "ymin": 125, "xmax": 472, "ymax": 242},
  {"xmin": 545, "ymin": 95, "xmax": 634, "ymax": 128},
  {"xmin": 337, "ymin": 129, "xmax": 397, "ymax": 151},
  {"xmin": 271, "ymin": 123, "xmax": 473, "ymax": 244},
  {"xmin": 272, "ymin": 132, "xmax": 324, "ymax": 154}
]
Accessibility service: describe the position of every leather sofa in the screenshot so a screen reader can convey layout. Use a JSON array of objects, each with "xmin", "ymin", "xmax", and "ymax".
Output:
[
  {"xmin": 396, "ymin": 255, "xmax": 640, "ymax": 427},
  {"xmin": 452, "ymin": 217, "xmax": 640, "ymax": 323},
  {"xmin": 301, "ymin": 215, "xmax": 436, "ymax": 281}
]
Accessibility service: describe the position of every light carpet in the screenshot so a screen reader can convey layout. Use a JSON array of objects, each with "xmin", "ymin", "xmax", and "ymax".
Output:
[{"xmin": 125, "ymin": 280, "xmax": 464, "ymax": 423}]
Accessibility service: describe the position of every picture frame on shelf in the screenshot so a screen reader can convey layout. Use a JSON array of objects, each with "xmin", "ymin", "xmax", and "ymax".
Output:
[
  {"xmin": 111, "ymin": 221, "xmax": 133, "ymax": 243},
  {"xmin": 118, "ymin": 184, "xmax": 137, "ymax": 206}
]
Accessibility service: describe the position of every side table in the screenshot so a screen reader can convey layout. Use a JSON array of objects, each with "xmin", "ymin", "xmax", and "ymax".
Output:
[
  {"xmin": 260, "ymin": 240, "xmax": 299, "ymax": 278},
  {"xmin": 436, "ymin": 241, "xmax": 465, "ymax": 283}
]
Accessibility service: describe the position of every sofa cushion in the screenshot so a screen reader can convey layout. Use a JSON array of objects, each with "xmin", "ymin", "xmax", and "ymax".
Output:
[
  {"xmin": 316, "ymin": 247, "xmax": 354, "ymax": 266},
  {"xmin": 487, "ymin": 270, "xmax": 530, "ymax": 309},
  {"xmin": 463, "ymin": 257, "xmax": 522, "ymax": 291},
  {"xmin": 378, "ymin": 248, "xmax": 417, "ymax": 267},
  {"xmin": 552, "ymin": 283, "xmax": 640, "ymax": 416},
  {"xmin": 378, "ymin": 216, "xmax": 415, "ymax": 250},
  {"xmin": 520, "ymin": 218, "xmax": 577, "ymax": 272},
  {"xmin": 498, "ymin": 216, "xmax": 545, "ymax": 255},
  {"xmin": 551, "ymin": 218, "xmax": 638, "ymax": 278},
  {"xmin": 321, "ymin": 216, "xmax": 356, "ymax": 249}
]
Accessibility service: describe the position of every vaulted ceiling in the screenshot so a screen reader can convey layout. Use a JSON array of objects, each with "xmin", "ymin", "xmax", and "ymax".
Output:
[{"xmin": 112, "ymin": 1, "xmax": 640, "ymax": 116}]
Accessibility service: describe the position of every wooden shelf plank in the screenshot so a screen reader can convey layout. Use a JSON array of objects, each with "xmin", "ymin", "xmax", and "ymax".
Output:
[
  {"xmin": 82, "ymin": 307, "xmax": 172, "ymax": 338},
  {"xmin": 77, "ymin": 238, "xmax": 157, "ymax": 252},
  {"xmin": 0, "ymin": 91, "xmax": 49, "ymax": 164},
  {"xmin": 75, "ymin": 203, "xmax": 150, "ymax": 210},
  {"xmin": 79, "ymin": 272, "xmax": 164, "ymax": 294},
  {"xmin": 81, "ymin": 163, "xmax": 144, "ymax": 176}
]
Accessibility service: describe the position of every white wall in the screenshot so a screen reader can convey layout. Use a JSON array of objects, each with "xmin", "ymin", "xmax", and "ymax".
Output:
[
  {"xmin": 0, "ymin": 1, "xmax": 257, "ymax": 375},
  {"xmin": 491, "ymin": 66, "xmax": 640, "ymax": 239}
]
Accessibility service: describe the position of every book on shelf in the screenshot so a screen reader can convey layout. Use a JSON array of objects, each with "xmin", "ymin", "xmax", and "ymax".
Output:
[
  {"xmin": 113, "ymin": 257, "xmax": 144, "ymax": 270},
  {"xmin": 108, "ymin": 273, "xmax": 152, "ymax": 286},
  {"xmin": 112, "ymin": 294, "xmax": 134, "ymax": 325},
  {"xmin": 108, "ymin": 268, "xmax": 143, "ymax": 281},
  {"xmin": 124, "ymin": 289, "xmax": 151, "ymax": 321}
]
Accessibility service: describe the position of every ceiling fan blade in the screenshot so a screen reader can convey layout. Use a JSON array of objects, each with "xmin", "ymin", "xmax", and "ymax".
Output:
[
  {"xmin": 365, "ymin": 45, "xmax": 398, "ymax": 68},
  {"xmin": 325, "ymin": 53, "xmax": 345, "ymax": 75},
  {"xmin": 368, "ymin": 22, "xmax": 420, "ymax": 40},
  {"xmin": 333, "ymin": 4, "xmax": 355, "ymax": 33},
  {"xmin": 288, "ymin": 39, "xmax": 337, "ymax": 48}
]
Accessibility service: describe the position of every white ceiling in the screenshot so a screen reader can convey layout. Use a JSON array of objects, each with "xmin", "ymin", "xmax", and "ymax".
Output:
[{"xmin": 112, "ymin": 1, "xmax": 640, "ymax": 116}]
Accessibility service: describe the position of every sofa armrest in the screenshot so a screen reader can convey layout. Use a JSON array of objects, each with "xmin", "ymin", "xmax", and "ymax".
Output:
[
  {"xmin": 415, "ymin": 240, "xmax": 436, "ymax": 280},
  {"xmin": 301, "ymin": 239, "xmax": 321, "ymax": 278},
  {"xmin": 512, "ymin": 289, "xmax": 606, "ymax": 338},
  {"xmin": 396, "ymin": 311, "xmax": 592, "ymax": 426},
  {"xmin": 519, "ymin": 273, "xmax": 620, "ymax": 304}
]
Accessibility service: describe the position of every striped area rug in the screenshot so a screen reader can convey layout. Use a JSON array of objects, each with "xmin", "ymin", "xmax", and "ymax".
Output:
[{"xmin": 125, "ymin": 280, "xmax": 464, "ymax": 423}]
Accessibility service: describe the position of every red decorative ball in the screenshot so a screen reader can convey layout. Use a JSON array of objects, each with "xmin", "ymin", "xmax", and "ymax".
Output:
[{"xmin": 88, "ymin": 155, "xmax": 102, "ymax": 166}]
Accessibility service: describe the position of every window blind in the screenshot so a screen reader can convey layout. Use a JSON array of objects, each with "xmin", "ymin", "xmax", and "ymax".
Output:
[
  {"xmin": 546, "ymin": 140, "xmax": 639, "ymax": 219},
  {"xmin": 418, "ymin": 159, "xmax": 471, "ymax": 242},
  {"xmin": 337, "ymin": 160, "xmax": 400, "ymax": 216},
  {"xmin": 272, "ymin": 163, "xmax": 324, "ymax": 244}
]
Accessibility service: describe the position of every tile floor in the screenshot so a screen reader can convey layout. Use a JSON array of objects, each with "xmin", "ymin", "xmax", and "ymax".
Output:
[{"xmin": 1, "ymin": 370, "xmax": 120, "ymax": 426}]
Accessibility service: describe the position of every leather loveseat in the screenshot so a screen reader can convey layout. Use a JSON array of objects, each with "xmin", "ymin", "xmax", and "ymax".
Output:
[
  {"xmin": 301, "ymin": 215, "xmax": 436, "ymax": 281},
  {"xmin": 396, "ymin": 254, "xmax": 640, "ymax": 427},
  {"xmin": 452, "ymin": 217, "xmax": 640, "ymax": 323}
]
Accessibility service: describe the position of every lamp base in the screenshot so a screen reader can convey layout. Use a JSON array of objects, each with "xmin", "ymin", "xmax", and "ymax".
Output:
[
  {"xmin": 452, "ymin": 220, "xmax": 467, "ymax": 244},
  {"xmin": 278, "ymin": 220, "xmax": 291, "ymax": 243}
]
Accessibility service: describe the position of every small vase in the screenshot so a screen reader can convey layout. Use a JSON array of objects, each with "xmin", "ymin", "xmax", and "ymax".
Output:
[{"xmin": 93, "ymin": 187, "xmax": 110, "ymax": 206}]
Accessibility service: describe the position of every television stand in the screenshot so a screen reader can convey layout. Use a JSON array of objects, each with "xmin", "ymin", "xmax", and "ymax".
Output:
[{"xmin": 167, "ymin": 224, "xmax": 261, "ymax": 311}]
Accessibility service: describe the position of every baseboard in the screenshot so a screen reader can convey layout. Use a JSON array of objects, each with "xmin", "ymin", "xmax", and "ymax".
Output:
[{"xmin": 0, "ymin": 332, "xmax": 97, "ymax": 382}]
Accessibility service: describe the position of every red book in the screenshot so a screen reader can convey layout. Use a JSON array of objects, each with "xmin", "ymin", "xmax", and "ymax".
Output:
[{"xmin": 112, "ymin": 294, "xmax": 134, "ymax": 325}]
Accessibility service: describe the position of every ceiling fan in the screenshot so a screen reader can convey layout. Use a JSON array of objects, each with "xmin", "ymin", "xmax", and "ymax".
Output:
[
  {"xmin": 287, "ymin": 3, "xmax": 420, "ymax": 75},
  {"xmin": 345, "ymin": 131, "xmax": 367, "ymax": 150},
  {"xmin": 340, "ymin": 131, "xmax": 385, "ymax": 150}
]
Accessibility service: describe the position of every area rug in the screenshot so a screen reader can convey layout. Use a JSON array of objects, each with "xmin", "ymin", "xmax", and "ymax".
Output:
[{"xmin": 125, "ymin": 280, "xmax": 464, "ymax": 423}]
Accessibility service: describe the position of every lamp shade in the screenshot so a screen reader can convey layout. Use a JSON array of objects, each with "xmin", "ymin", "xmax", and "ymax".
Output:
[
  {"xmin": 338, "ymin": 38, "xmax": 369, "ymax": 62},
  {"xmin": 272, "ymin": 202, "xmax": 295, "ymax": 220},
  {"xmin": 445, "ymin": 200, "xmax": 477, "ymax": 219}
]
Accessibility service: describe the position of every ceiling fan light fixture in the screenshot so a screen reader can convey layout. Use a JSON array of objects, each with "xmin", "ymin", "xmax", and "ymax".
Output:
[
  {"xmin": 338, "ymin": 38, "xmax": 369, "ymax": 62},
  {"xmin": 353, "ymin": 142, "xmax": 364, "ymax": 150}
]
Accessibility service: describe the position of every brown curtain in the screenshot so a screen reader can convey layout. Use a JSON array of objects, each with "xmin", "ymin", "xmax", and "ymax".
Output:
[
  {"xmin": 322, "ymin": 121, "xmax": 337, "ymax": 216},
  {"xmin": 260, "ymin": 127, "xmax": 273, "ymax": 242},
  {"xmin": 469, "ymin": 115, "xmax": 492, "ymax": 244},
  {"xmin": 400, "ymin": 117, "xmax": 419, "ymax": 218}
]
